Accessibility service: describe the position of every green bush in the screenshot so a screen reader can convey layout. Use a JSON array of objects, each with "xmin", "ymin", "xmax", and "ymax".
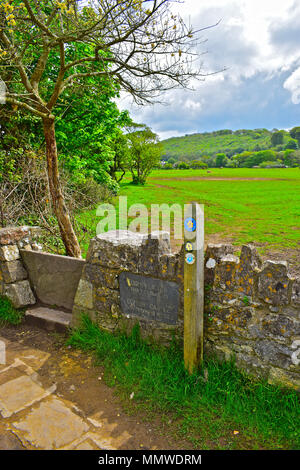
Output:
[
  {"xmin": 176, "ymin": 161, "xmax": 190, "ymax": 169},
  {"xmin": 162, "ymin": 162, "xmax": 174, "ymax": 170}
]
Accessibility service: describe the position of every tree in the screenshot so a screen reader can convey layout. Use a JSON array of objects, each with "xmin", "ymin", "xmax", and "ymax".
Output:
[
  {"xmin": 54, "ymin": 73, "xmax": 131, "ymax": 192},
  {"xmin": 215, "ymin": 153, "xmax": 226, "ymax": 167},
  {"xmin": 0, "ymin": 0, "xmax": 213, "ymax": 257},
  {"xmin": 1, "ymin": 62, "xmax": 130, "ymax": 193},
  {"xmin": 176, "ymin": 160, "xmax": 190, "ymax": 169},
  {"xmin": 189, "ymin": 159, "xmax": 207, "ymax": 169},
  {"xmin": 271, "ymin": 130, "xmax": 285, "ymax": 147},
  {"xmin": 162, "ymin": 162, "xmax": 173, "ymax": 169},
  {"xmin": 109, "ymin": 129, "xmax": 131, "ymax": 183},
  {"xmin": 285, "ymin": 138, "xmax": 298, "ymax": 150},
  {"xmin": 289, "ymin": 127, "xmax": 300, "ymax": 145},
  {"xmin": 126, "ymin": 124, "xmax": 162, "ymax": 184},
  {"xmin": 283, "ymin": 149, "xmax": 300, "ymax": 167}
]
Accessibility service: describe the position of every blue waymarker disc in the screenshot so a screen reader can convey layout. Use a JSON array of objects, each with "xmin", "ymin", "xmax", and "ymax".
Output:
[
  {"xmin": 184, "ymin": 217, "xmax": 196, "ymax": 232},
  {"xmin": 185, "ymin": 253, "xmax": 195, "ymax": 265}
]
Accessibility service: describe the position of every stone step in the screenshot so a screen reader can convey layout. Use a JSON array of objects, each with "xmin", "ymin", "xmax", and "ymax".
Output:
[{"xmin": 25, "ymin": 307, "xmax": 72, "ymax": 333}]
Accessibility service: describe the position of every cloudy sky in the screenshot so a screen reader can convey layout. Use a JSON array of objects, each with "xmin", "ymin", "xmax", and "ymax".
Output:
[{"xmin": 118, "ymin": 0, "xmax": 300, "ymax": 140}]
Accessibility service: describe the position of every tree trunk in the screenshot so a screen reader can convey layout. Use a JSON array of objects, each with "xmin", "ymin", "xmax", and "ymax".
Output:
[{"xmin": 43, "ymin": 117, "xmax": 82, "ymax": 258}]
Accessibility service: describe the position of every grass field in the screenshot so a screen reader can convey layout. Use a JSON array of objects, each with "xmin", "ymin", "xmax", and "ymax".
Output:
[{"xmin": 79, "ymin": 168, "xmax": 300, "ymax": 262}]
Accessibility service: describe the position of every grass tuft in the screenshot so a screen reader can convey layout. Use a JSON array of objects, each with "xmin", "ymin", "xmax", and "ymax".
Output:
[
  {"xmin": 67, "ymin": 315, "xmax": 300, "ymax": 450},
  {"xmin": 0, "ymin": 296, "xmax": 24, "ymax": 325}
]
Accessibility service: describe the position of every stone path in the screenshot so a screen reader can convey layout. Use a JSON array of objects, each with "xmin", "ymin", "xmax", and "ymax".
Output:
[{"xmin": 0, "ymin": 335, "xmax": 139, "ymax": 450}]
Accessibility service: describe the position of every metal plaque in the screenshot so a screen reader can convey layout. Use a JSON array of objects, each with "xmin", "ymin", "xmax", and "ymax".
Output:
[{"xmin": 119, "ymin": 272, "xmax": 179, "ymax": 325}]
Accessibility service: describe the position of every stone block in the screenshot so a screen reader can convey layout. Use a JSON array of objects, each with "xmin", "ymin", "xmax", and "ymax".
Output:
[
  {"xmin": 254, "ymin": 340, "xmax": 293, "ymax": 369},
  {"xmin": 83, "ymin": 264, "xmax": 119, "ymax": 289},
  {"xmin": 90, "ymin": 230, "xmax": 147, "ymax": 270},
  {"xmin": 73, "ymin": 279, "xmax": 94, "ymax": 310},
  {"xmin": 258, "ymin": 260, "xmax": 291, "ymax": 306},
  {"xmin": 204, "ymin": 244, "xmax": 235, "ymax": 286},
  {"xmin": 262, "ymin": 314, "xmax": 300, "ymax": 340},
  {"xmin": 0, "ymin": 260, "xmax": 27, "ymax": 283},
  {"xmin": 207, "ymin": 304, "xmax": 253, "ymax": 334},
  {"xmin": 88, "ymin": 230, "xmax": 171, "ymax": 274},
  {"xmin": 235, "ymin": 245, "xmax": 261, "ymax": 296},
  {"xmin": 145, "ymin": 231, "xmax": 171, "ymax": 255},
  {"xmin": 291, "ymin": 278, "xmax": 300, "ymax": 307},
  {"xmin": 268, "ymin": 367, "xmax": 300, "ymax": 391},
  {"xmin": 25, "ymin": 307, "xmax": 72, "ymax": 333},
  {"xmin": 0, "ymin": 226, "xmax": 40, "ymax": 246},
  {"xmin": 5, "ymin": 280, "xmax": 35, "ymax": 308},
  {"xmin": 158, "ymin": 253, "xmax": 178, "ymax": 280},
  {"xmin": 214, "ymin": 254, "xmax": 239, "ymax": 291},
  {"xmin": 205, "ymin": 243, "xmax": 235, "ymax": 261},
  {"xmin": 94, "ymin": 287, "xmax": 120, "ymax": 315},
  {"xmin": 0, "ymin": 245, "xmax": 20, "ymax": 262},
  {"xmin": 234, "ymin": 352, "xmax": 270, "ymax": 380},
  {"xmin": 138, "ymin": 232, "xmax": 170, "ymax": 275}
]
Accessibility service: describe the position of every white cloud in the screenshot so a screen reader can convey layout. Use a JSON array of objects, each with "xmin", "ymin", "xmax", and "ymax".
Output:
[
  {"xmin": 184, "ymin": 99, "xmax": 203, "ymax": 111},
  {"xmin": 117, "ymin": 0, "xmax": 300, "ymax": 137},
  {"xmin": 283, "ymin": 67, "xmax": 300, "ymax": 104}
]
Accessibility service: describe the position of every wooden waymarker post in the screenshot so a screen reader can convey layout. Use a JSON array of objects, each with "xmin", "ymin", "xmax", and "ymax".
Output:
[{"xmin": 183, "ymin": 202, "xmax": 204, "ymax": 374}]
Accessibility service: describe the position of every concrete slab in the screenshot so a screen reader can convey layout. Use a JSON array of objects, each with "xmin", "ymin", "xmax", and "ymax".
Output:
[
  {"xmin": 0, "ymin": 375, "xmax": 51, "ymax": 418},
  {"xmin": 12, "ymin": 397, "xmax": 89, "ymax": 449},
  {"xmin": 25, "ymin": 307, "xmax": 72, "ymax": 333},
  {"xmin": 21, "ymin": 250, "xmax": 85, "ymax": 310}
]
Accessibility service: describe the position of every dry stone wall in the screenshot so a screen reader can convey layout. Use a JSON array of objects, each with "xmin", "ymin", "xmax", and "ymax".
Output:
[
  {"xmin": 0, "ymin": 226, "xmax": 42, "ymax": 308},
  {"xmin": 73, "ymin": 231, "xmax": 300, "ymax": 390},
  {"xmin": 204, "ymin": 244, "xmax": 300, "ymax": 390}
]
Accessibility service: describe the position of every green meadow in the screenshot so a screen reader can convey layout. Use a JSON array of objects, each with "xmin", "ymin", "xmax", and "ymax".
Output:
[{"xmin": 79, "ymin": 168, "xmax": 300, "ymax": 257}]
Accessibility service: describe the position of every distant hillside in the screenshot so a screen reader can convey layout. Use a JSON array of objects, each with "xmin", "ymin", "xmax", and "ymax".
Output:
[{"xmin": 161, "ymin": 128, "xmax": 292, "ymax": 161}]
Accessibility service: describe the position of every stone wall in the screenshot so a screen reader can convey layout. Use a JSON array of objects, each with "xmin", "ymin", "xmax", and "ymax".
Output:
[
  {"xmin": 72, "ymin": 230, "xmax": 184, "ymax": 344},
  {"xmin": 0, "ymin": 226, "xmax": 84, "ymax": 312},
  {"xmin": 0, "ymin": 226, "xmax": 41, "ymax": 308},
  {"xmin": 204, "ymin": 244, "xmax": 300, "ymax": 390},
  {"xmin": 73, "ymin": 231, "xmax": 300, "ymax": 390}
]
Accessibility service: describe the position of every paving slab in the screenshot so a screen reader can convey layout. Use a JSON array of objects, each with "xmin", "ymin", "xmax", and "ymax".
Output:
[
  {"xmin": 0, "ymin": 375, "xmax": 51, "ymax": 418},
  {"xmin": 0, "ymin": 365, "xmax": 24, "ymax": 386},
  {"xmin": 0, "ymin": 426, "xmax": 25, "ymax": 450},
  {"xmin": 74, "ymin": 440, "xmax": 97, "ymax": 450},
  {"xmin": 61, "ymin": 431, "xmax": 116, "ymax": 450},
  {"xmin": 0, "ymin": 324, "xmax": 182, "ymax": 451},
  {"xmin": 4, "ymin": 345, "xmax": 50, "ymax": 371},
  {"xmin": 12, "ymin": 397, "xmax": 89, "ymax": 449},
  {"xmin": 86, "ymin": 412, "xmax": 131, "ymax": 449}
]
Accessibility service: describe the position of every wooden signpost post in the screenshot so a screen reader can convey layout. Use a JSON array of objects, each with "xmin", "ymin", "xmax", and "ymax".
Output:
[{"xmin": 183, "ymin": 202, "xmax": 204, "ymax": 374}]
